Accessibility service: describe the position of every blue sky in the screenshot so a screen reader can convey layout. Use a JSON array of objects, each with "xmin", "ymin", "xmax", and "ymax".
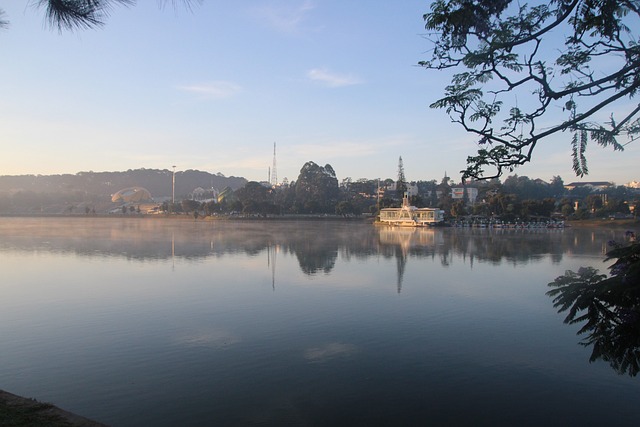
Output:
[{"xmin": 1, "ymin": 1, "xmax": 637, "ymax": 185}]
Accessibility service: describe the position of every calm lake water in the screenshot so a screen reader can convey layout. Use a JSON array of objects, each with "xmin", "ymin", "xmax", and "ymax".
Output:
[{"xmin": 1, "ymin": 217, "xmax": 638, "ymax": 426}]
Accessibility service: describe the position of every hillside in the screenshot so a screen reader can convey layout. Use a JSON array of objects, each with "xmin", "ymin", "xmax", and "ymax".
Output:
[
  {"xmin": 0, "ymin": 169, "xmax": 247, "ymax": 214},
  {"xmin": 0, "ymin": 169, "xmax": 247, "ymax": 199}
]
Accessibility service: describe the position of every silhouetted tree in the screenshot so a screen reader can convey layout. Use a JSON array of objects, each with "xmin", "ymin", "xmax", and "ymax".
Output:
[
  {"xmin": 550, "ymin": 176, "xmax": 566, "ymax": 198},
  {"xmin": 181, "ymin": 199, "xmax": 200, "ymax": 214},
  {"xmin": 422, "ymin": 0, "xmax": 640, "ymax": 179},
  {"xmin": 234, "ymin": 181, "xmax": 275, "ymax": 214},
  {"xmin": 548, "ymin": 233, "xmax": 640, "ymax": 376},
  {"xmin": 584, "ymin": 194, "xmax": 604, "ymax": 213},
  {"xmin": 450, "ymin": 200, "xmax": 466, "ymax": 218},
  {"xmin": 1, "ymin": 1, "xmax": 199, "ymax": 31},
  {"xmin": 294, "ymin": 162, "xmax": 339, "ymax": 214},
  {"xmin": 396, "ymin": 156, "xmax": 407, "ymax": 199}
]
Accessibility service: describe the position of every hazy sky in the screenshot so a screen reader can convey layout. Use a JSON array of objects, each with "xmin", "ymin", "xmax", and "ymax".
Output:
[{"xmin": 1, "ymin": 1, "xmax": 638, "ymax": 185}]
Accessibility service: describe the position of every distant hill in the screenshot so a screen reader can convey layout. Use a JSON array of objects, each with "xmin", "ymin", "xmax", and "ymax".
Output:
[
  {"xmin": 0, "ymin": 169, "xmax": 248, "ymax": 214},
  {"xmin": 0, "ymin": 168, "xmax": 247, "ymax": 199}
]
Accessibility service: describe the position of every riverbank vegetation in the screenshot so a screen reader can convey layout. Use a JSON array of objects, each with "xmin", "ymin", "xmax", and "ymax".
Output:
[
  {"xmin": 151, "ymin": 168, "xmax": 639, "ymax": 225},
  {"xmin": 1, "ymin": 163, "xmax": 638, "ymax": 224},
  {"xmin": 0, "ymin": 390, "xmax": 105, "ymax": 427}
]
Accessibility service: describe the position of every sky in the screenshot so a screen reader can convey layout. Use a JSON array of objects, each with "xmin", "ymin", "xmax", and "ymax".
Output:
[{"xmin": 1, "ymin": 0, "xmax": 638, "ymax": 186}]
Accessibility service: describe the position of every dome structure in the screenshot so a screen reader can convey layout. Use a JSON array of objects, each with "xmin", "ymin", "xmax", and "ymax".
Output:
[{"xmin": 111, "ymin": 187, "xmax": 152, "ymax": 203}]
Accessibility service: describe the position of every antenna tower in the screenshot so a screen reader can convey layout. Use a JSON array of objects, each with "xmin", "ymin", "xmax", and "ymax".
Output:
[{"xmin": 270, "ymin": 142, "xmax": 278, "ymax": 186}]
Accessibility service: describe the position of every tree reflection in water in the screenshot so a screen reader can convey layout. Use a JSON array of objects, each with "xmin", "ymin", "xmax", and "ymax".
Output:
[{"xmin": 548, "ymin": 232, "xmax": 640, "ymax": 376}]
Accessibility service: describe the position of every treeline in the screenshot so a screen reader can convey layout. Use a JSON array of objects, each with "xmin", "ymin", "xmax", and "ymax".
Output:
[
  {"xmin": 1, "ymin": 162, "xmax": 637, "ymax": 220},
  {"xmin": 172, "ymin": 163, "xmax": 638, "ymax": 221},
  {"xmin": 170, "ymin": 161, "xmax": 343, "ymax": 216},
  {"xmin": 469, "ymin": 175, "xmax": 636, "ymax": 221}
]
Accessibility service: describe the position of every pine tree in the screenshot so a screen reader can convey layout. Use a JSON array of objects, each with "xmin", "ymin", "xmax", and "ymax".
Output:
[{"xmin": 396, "ymin": 156, "xmax": 407, "ymax": 199}]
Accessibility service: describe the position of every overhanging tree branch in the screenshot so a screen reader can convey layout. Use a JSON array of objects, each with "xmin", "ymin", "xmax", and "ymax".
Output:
[
  {"xmin": 0, "ymin": 1, "xmax": 201, "ymax": 31},
  {"xmin": 422, "ymin": 0, "xmax": 640, "ymax": 180}
]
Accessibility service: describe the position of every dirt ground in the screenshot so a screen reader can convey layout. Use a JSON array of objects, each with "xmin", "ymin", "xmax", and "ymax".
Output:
[{"xmin": 0, "ymin": 390, "xmax": 108, "ymax": 427}]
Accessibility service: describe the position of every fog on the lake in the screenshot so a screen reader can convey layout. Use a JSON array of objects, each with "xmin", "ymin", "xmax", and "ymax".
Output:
[{"xmin": 0, "ymin": 218, "xmax": 637, "ymax": 427}]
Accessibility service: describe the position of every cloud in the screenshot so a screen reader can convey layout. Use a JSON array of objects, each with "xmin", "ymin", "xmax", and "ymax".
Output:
[
  {"xmin": 307, "ymin": 68, "xmax": 363, "ymax": 87},
  {"xmin": 256, "ymin": 0, "xmax": 316, "ymax": 33},
  {"xmin": 178, "ymin": 81, "xmax": 243, "ymax": 99}
]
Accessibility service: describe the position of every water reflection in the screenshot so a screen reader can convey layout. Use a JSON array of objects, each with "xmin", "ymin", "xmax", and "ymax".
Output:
[
  {"xmin": 0, "ymin": 217, "xmax": 624, "ymax": 270},
  {"xmin": 0, "ymin": 218, "xmax": 628, "ymax": 298},
  {"xmin": 304, "ymin": 342, "xmax": 359, "ymax": 363},
  {"xmin": 548, "ymin": 236, "xmax": 640, "ymax": 376},
  {"xmin": 2, "ymin": 217, "xmax": 639, "ymax": 425}
]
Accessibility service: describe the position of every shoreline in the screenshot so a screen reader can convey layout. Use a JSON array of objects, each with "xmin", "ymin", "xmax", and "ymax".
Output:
[
  {"xmin": 1, "ymin": 214, "xmax": 637, "ymax": 229},
  {"xmin": 566, "ymin": 218, "xmax": 639, "ymax": 228},
  {"xmin": 0, "ymin": 390, "xmax": 107, "ymax": 427},
  {"xmin": 0, "ymin": 213, "xmax": 374, "ymax": 222}
]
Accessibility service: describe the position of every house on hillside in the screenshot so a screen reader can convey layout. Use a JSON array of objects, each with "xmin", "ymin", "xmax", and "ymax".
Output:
[
  {"xmin": 381, "ymin": 182, "xmax": 419, "ymax": 198},
  {"xmin": 564, "ymin": 181, "xmax": 613, "ymax": 191},
  {"xmin": 451, "ymin": 187, "xmax": 478, "ymax": 204}
]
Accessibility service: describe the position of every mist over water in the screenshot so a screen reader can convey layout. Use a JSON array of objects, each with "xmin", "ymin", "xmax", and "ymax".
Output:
[{"xmin": 0, "ymin": 218, "xmax": 637, "ymax": 426}]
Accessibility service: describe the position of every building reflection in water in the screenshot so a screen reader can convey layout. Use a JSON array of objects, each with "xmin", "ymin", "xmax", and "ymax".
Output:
[
  {"xmin": 0, "ymin": 218, "xmax": 632, "ymax": 295},
  {"xmin": 376, "ymin": 227, "xmax": 440, "ymax": 293}
]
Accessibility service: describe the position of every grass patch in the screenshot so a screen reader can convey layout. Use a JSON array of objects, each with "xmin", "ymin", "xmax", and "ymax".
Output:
[{"xmin": 0, "ymin": 399, "xmax": 73, "ymax": 427}]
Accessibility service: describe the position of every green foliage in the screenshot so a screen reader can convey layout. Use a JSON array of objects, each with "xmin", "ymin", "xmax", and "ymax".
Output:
[
  {"xmin": 0, "ymin": 398, "xmax": 73, "ymax": 427},
  {"xmin": 423, "ymin": 0, "xmax": 640, "ymax": 180},
  {"xmin": 571, "ymin": 129, "xmax": 589, "ymax": 177},
  {"xmin": 396, "ymin": 156, "xmax": 407, "ymax": 199},
  {"xmin": 450, "ymin": 200, "xmax": 467, "ymax": 217},
  {"xmin": 203, "ymin": 200, "xmax": 220, "ymax": 215},
  {"xmin": 181, "ymin": 199, "xmax": 201, "ymax": 214},
  {"xmin": 560, "ymin": 200, "xmax": 575, "ymax": 217},
  {"xmin": 335, "ymin": 201, "xmax": 359, "ymax": 217},
  {"xmin": 548, "ymin": 233, "xmax": 640, "ymax": 376},
  {"xmin": 294, "ymin": 162, "xmax": 339, "ymax": 214}
]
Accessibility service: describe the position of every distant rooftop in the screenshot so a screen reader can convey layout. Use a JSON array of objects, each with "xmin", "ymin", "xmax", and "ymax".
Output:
[{"xmin": 564, "ymin": 181, "xmax": 613, "ymax": 190}]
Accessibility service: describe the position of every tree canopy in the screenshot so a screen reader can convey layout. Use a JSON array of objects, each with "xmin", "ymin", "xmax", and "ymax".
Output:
[
  {"xmin": 1, "ymin": 1, "xmax": 199, "ymax": 31},
  {"xmin": 294, "ymin": 161, "xmax": 340, "ymax": 214},
  {"xmin": 396, "ymin": 156, "xmax": 407, "ymax": 198},
  {"xmin": 421, "ymin": 0, "xmax": 640, "ymax": 180}
]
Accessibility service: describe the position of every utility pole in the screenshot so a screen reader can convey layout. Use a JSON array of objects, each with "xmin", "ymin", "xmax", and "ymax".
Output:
[
  {"xmin": 172, "ymin": 165, "xmax": 176, "ymax": 213},
  {"xmin": 377, "ymin": 178, "xmax": 381, "ymax": 215}
]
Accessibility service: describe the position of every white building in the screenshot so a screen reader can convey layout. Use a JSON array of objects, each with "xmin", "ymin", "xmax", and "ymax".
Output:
[
  {"xmin": 451, "ymin": 187, "xmax": 478, "ymax": 204},
  {"xmin": 383, "ymin": 181, "xmax": 419, "ymax": 198}
]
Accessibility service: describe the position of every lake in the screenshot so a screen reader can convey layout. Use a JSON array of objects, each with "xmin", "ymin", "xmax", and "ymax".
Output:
[{"xmin": 0, "ymin": 217, "xmax": 638, "ymax": 426}]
